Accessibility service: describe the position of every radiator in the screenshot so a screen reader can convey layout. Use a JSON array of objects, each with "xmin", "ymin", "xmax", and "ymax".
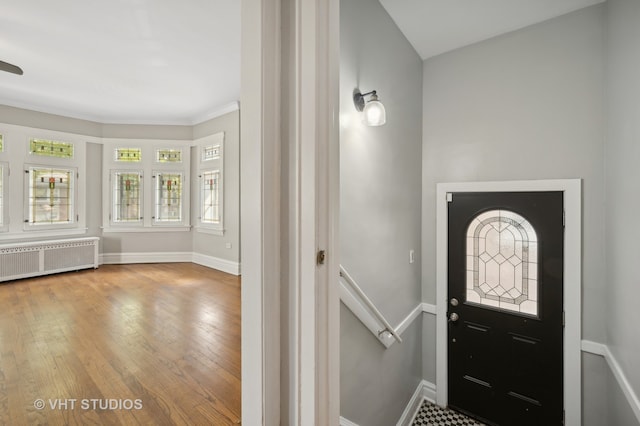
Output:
[{"xmin": 0, "ymin": 237, "xmax": 99, "ymax": 282}]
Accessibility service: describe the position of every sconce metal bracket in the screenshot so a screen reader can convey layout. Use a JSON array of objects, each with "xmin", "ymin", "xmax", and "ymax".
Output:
[{"xmin": 353, "ymin": 89, "xmax": 376, "ymax": 112}]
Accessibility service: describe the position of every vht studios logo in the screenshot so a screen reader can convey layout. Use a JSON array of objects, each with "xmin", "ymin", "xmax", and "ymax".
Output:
[{"xmin": 34, "ymin": 398, "xmax": 143, "ymax": 410}]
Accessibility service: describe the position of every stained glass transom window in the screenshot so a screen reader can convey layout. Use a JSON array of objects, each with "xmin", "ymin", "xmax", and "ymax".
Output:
[
  {"xmin": 201, "ymin": 170, "xmax": 221, "ymax": 224},
  {"xmin": 115, "ymin": 148, "xmax": 142, "ymax": 162},
  {"xmin": 26, "ymin": 167, "xmax": 75, "ymax": 225},
  {"xmin": 156, "ymin": 149, "xmax": 182, "ymax": 163},
  {"xmin": 466, "ymin": 210, "xmax": 538, "ymax": 316},
  {"xmin": 112, "ymin": 171, "xmax": 142, "ymax": 222},
  {"xmin": 30, "ymin": 138, "xmax": 74, "ymax": 159},
  {"xmin": 0, "ymin": 134, "xmax": 3, "ymax": 152},
  {"xmin": 154, "ymin": 172, "xmax": 183, "ymax": 222},
  {"xmin": 202, "ymin": 145, "xmax": 221, "ymax": 161}
]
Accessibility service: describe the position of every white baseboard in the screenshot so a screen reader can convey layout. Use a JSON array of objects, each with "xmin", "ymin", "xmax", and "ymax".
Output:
[
  {"xmin": 99, "ymin": 251, "xmax": 241, "ymax": 276},
  {"xmin": 397, "ymin": 380, "xmax": 437, "ymax": 426},
  {"xmin": 421, "ymin": 380, "xmax": 437, "ymax": 403},
  {"xmin": 100, "ymin": 251, "xmax": 192, "ymax": 264},
  {"xmin": 339, "ymin": 416, "xmax": 359, "ymax": 426},
  {"xmin": 192, "ymin": 252, "xmax": 241, "ymax": 276}
]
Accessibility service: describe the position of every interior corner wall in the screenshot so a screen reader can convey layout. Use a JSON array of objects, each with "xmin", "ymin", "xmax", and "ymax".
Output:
[
  {"xmin": 340, "ymin": 0, "xmax": 423, "ymax": 423},
  {"xmin": 192, "ymin": 110, "xmax": 241, "ymax": 265},
  {"xmin": 99, "ymin": 124, "xmax": 194, "ymax": 256},
  {"xmin": 605, "ymin": 0, "xmax": 640, "ymax": 423},
  {"xmin": 0, "ymin": 104, "xmax": 240, "ymax": 268},
  {"xmin": 420, "ymin": 4, "xmax": 608, "ymax": 422}
]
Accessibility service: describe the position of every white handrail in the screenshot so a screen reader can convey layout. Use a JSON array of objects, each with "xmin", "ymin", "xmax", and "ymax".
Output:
[{"xmin": 339, "ymin": 265, "xmax": 403, "ymax": 344}]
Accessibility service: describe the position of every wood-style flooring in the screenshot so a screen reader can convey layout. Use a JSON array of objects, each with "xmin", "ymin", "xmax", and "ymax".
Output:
[{"xmin": 0, "ymin": 263, "xmax": 241, "ymax": 425}]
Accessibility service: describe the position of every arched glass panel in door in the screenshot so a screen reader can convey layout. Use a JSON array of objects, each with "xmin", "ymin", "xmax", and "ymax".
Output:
[{"xmin": 466, "ymin": 210, "xmax": 538, "ymax": 316}]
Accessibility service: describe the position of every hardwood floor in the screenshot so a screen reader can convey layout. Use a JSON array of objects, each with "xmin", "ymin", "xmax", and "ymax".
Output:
[{"xmin": 0, "ymin": 263, "xmax": 241, "ymax": 425}]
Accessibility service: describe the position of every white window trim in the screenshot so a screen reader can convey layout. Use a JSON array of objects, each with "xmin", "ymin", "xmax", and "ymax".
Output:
[
  {"xmin": 0, "ymin": 162, "xmax": 8, "ymax": 233},
  {"xmin": 0, "ymin": 125, "xmax": 89, "ymax": 241},
  {"xmin": 23, "ymin": 164, "xmax": 78, "ymax": 231},
  {"xmin": 102, "ymin": 139, "xmax": 191, "ymax": 232},
  {"xmin": 109, "ymin": 169, "xmax": 144, "ymax": 227},
  {"xmin": 151, "ymin": 170, "xmax": 186, "ymax": 226},
  {"xmin": 155, "ymin": 147, "xmax": 184, "ymax": 164},
  {"xmin": 195, "ymin": 132, "xmax": 225, "ymax": 235}
]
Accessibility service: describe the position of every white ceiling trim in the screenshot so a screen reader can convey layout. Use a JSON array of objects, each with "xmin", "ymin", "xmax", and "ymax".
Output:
[{"xmin": 191, "ymin": 101, "xmax": 240, "ymax": 125}]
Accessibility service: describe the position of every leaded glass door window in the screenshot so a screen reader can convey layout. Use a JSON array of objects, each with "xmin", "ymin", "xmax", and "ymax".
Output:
[{"xmin": 466, "ymin": 209, "xmax": 538, "ymax": 316}]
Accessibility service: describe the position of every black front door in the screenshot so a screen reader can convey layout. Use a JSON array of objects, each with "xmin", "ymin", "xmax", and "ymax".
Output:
[{"xmin": 447, "ymin": 192, "xmax": 564, "ymax": 426}]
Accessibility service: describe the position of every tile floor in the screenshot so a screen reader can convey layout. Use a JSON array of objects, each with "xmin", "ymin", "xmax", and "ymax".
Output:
[{"xmin": 412, "ymin": 400, "xmax": 485, "ymax": 426}]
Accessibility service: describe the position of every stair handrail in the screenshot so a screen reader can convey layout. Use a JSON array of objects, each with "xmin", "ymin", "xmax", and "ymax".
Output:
[{"xmin": 339, "ymin": 265, "xmax": 403, "ymax": 344}]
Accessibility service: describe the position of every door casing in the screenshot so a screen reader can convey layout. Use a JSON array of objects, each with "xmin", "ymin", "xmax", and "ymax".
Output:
[{"xmin": 435, "ymin": 179, "xmax": 582, "ymax": 425}]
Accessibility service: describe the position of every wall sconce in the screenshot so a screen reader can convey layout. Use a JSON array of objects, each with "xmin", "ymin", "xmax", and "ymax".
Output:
[{"xmin": 353, "ymin": 89, "xmax": 386, "ymax": 126}]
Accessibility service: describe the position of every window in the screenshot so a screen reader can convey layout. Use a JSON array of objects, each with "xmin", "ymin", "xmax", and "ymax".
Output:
[
  {"xmin": 156, "ymin": 149, "xmax": 182, "ymax": 163},
  {"xmin": 0, "ymin": 163, "xmax": 6, "ymax": 231},
  {"xmin": 111, "ymin": 171, "xmax": 143, "ymax": 224},
  {"xmin": 466, "ymin": 209, "xmax": 538, "ymax": 316},
  {"xmin": 0, "ymin": 126, "xmax": 87, "ymax": 240},
  {"xmin": 103, "ymin": 140, "xmax": 190, "ymax": 231},
  {"xmin": 115, "ymin": 148, "xmax": 142, "ymax": 162},
  {"xmin": 201, "ymin": 170, "xmax": 221, "ymax": 224},
  {"xmin": 25, "ymin": 166, "xmax": 75, "ymax": 226},
  {"xmin": 0, "ymin": 165, "xmax": 3, "ymax": 225},
  {"xmin": 196, "ymin": 133, "xmax": 224, "ymax": 235},
  {"xmin": 30, "ymin": 138, "xmax": 74, "ymax": 159},
  {"xmin": 153, "ymin": 172, "xmax": 183, "ymax": 223},
  {"xmin": 203, "ymin": 144, "xmax": 221, "ymax": 161}
]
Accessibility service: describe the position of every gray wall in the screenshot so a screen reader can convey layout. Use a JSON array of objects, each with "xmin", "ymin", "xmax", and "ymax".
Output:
[
  {"xmin": 421, "ymin": 4, "xmax": 609, "ymax": 420},
  {"xmin": 341, "ymin": 304, "xmax": 422, "ymax": 425},
  {"xmin": 583, "ymin": 353, "xmax": 609, "ymax": 424},
  {"xmin": 192, "ymin": 110, "xmax": 241, "ymax": 264},
  {"xmin": 0, "ymin": 105, "xmax": 102, "ymax": 137},
  {"xmin": 605, "ymin": 0, "xmax": 640, "ymax": 423},
  {"xmin": 340, "ymin": 0, "xmax": 423, "ymax": 422},
  {"xmin": 0, "ymin": 104, "xmax": 240, "ymax": 265}
]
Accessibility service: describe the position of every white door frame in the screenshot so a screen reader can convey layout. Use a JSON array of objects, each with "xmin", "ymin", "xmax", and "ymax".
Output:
[
  {"xmin": 435, "ymin": 179, "xmax": 582, "ymax": 425},
  {"xmin": 240, "ymin": 0, "xmax": 340, "ymax": 424},
  {"xmin": 240, "ymin": 0, "xmax": 281, "ymax": 423}
]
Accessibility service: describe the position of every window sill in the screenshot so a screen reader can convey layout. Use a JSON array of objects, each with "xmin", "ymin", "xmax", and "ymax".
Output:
[
  {"xmin": 0, "ymin": 227, "xmax": 88, "ymax": 242},
  {"xmin": 195, "ymin": 227, "xmax": 224, "ymax": 236},
  {"xmin": 101, "ymin": 226, "xmax": 191, "ymax": 234}
]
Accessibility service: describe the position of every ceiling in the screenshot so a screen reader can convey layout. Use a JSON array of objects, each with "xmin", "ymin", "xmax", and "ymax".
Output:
[
  {"xmin": 0, "ymin": 0, "xmax": 240, "ymax": 125},
  {"xmin": 379, "ymin": 0, "xmax": 605, "ymax": 60},
  {"xmin": 0, "ymin": 0, "xmax": 605, "ymax": 125}
]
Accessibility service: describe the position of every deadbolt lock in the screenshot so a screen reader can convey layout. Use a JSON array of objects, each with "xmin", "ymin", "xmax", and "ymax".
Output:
[{"xmin": 450, "ymin": 298, "xmax": 459, "ymax": 307}]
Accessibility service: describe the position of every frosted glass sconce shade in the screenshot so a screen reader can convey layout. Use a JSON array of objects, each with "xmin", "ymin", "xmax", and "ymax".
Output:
[{"xmin": 353, "ymin": 89, "xmax": 386, "ymax": 126}]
